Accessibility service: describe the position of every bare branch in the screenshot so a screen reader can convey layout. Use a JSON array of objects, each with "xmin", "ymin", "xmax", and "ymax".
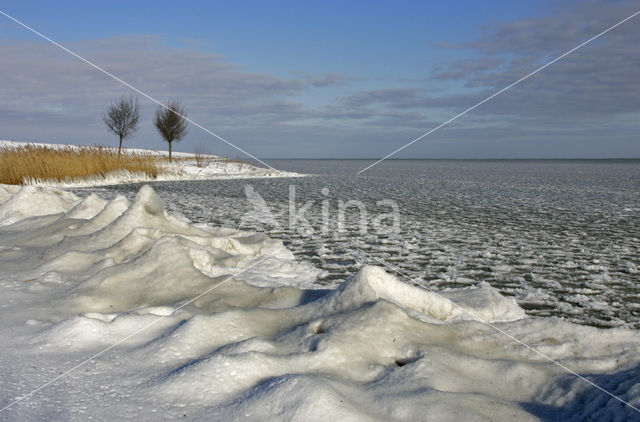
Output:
[
  {"xmin": 153, "ymin": 100, "xmax": 188, "ymax": 162},
  {"xmin": 103, "ymin": 96, "xmax": 140, "ymax": 155},
  {"xmin": 194, "ymin": 143, "xmax": 213, "ymax": 168}
]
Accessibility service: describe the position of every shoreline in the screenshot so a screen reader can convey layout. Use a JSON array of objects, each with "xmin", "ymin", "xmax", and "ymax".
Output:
[
  {"xmin": 23, "ymin": 166, "xmax": 307, "ymax": 189},
  {"xmin": 1, "ymin": 140, "xmax": 305, "ymax": 188}
]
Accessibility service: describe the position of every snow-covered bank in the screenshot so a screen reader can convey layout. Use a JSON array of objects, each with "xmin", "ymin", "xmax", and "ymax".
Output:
[
  {"xmin": 0, "ymin": 140, "xmax": 303, "ymax": 187},
  {"xmin": 0, "ymin": 140, "xmax": 206, "ymax": 158},
  {"xmin": 0, "ymin": 185, "xmax": 639, "ymax": 420}
]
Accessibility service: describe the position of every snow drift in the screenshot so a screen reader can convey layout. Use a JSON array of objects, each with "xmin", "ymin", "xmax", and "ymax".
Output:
[{"xmin": 0, "ymin": 184, "xmax": 639, "ymax": 421}]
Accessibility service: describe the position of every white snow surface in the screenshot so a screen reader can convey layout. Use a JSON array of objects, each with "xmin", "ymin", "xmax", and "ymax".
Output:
[
  {"xmin": 0, "ymin": 140, "xmax": 303, "ymax": 187},
  {"xmin": 0, "ymin": 185, "xmax": 639, "ymax": 420}
]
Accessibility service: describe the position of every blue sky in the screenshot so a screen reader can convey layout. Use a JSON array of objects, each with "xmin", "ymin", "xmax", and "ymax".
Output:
[{"xmin": 1, "ymin": 0, "xmax": 639, "ymax": 158}]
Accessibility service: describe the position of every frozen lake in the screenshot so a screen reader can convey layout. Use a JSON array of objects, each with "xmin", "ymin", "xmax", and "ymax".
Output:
[{"xmin": 76, "ymin": 159, "xmax": 640, "ymax": 328}]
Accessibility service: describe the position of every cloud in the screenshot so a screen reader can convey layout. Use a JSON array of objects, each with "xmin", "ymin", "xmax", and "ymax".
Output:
[
  {"xmin": 349, "ymin": 0, "xmax": 640, "ymax": 126},
  {"xmin": 341, "ymin": 88, "xmax": 424, "ymax": 108},
  {"xmin": 295, "ymin": 71, "xmax": 354, "ymax": 87},
  {"xmin": 429, "ymin": 0, "xmax": 640, "ymax": 121},
  {"xmin": 314, "ymin": 0, "xmax": 640, "ymax": 158},
  {"xmin": 0, "ymin": 36, "xmax": 332, "ymax": 148},
  {"xmin": 431, "ymin": 57, "xmax": 506, "ymax": 81},
  {"xmin": 438, "ymin": 0, "xmax": 639, "ymax": 55}
]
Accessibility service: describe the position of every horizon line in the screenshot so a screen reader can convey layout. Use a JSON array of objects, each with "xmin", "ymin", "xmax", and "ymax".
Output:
[
  {"xmin": 3, "ymin": 140, "xmax": 638, "ymax": 161},
  {"xmin": 260, "ymin": 157, "xmax": 640, "ymax": 161}
]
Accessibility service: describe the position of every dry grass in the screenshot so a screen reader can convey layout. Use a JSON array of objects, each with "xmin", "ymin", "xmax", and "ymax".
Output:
[
  {"xmin": 0, "ymin": 145, "xmax": 160, "ymax": 185},
  {"xmin": 217, "ymin": 157, "xmax": 260, "ymax": 168}
]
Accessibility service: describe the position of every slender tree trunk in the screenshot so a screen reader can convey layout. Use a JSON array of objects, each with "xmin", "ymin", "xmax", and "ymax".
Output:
[
  {"xmin": 169, "ymin": 141, "xmax": 172, "ymax": 163},
  {"xmin": 118, "ymin": 135, "xmax": 123, "ymax": 158}
]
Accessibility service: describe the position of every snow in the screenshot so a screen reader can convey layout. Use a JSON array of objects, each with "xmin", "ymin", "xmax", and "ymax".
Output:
[
  {"xmin": 0, "ymin": 184, "xmax": 639, "ymax": 420},
  {"xmin": 0, "ymin": 185, "xmax": 78, "ymax": 226},
  {"xmin": 0, "ymin": 139, "xmax": 211, "ymax": 158},
  {"xmin": 0, "ymin": 140, "xmax": 304, "ymax": 187}
]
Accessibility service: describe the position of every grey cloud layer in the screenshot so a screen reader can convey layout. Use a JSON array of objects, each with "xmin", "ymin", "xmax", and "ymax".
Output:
[
  {"xmin": 2, "ymin": 0, "xmax": 639, "ymax": 158},
  {"xmin": 0, "ymin": 37, "xmax": 333, "ymax": 129},
  {"xmin": 342, "ymin": 0, "xmax": 640, "ymax": 129},
  {"xmin": 0, "ymin": 36, "xmax": 354, "ymax": 155}
]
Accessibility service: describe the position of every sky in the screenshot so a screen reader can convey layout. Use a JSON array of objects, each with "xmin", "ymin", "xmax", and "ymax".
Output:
[{"xmin": 0, "ymin": 0, "xmax": 639, "ymax": 159}]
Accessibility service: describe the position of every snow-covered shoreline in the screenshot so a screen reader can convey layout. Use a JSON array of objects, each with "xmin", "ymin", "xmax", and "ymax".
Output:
[
  {"xmin": 1, "ymin": 140, "xmax": 304, "ymax": 187},
  {"xmin": 0, "ymin": 184, "xmax": 639, "ymax": 420}
]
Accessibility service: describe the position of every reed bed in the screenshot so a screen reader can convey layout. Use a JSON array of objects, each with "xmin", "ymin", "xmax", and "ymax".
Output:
[{"xmin": 0, "ymin": 145, "xmax": 160, "ymax": 185}]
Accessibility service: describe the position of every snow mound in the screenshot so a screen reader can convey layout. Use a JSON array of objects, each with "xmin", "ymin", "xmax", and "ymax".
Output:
[
  {"xmin": 63, "ymin": 194, "xmax": 107, "ymax": 220},
  {"xmin": 328, "ymin": 266, "xmax": 525, "ymax": 322},
  {"xmin": 0, "ymin": 184, "xmax": 639, "ymax": 421},
  {"xmin": 0, "ymin": 184, "xmax": 20, "ymax": 203},
  {"xmin": 0, "ymin": 185, "xmax": 78, "ymax": 226}
]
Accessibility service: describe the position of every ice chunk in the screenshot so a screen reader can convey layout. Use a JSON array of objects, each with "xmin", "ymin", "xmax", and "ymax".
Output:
[
  {"xmin": 0, "ymin": 185, "xmax": 78, "ymax": 225},
  {"xmin": 327, "ymin": 266, "xmax": 525, "ymax": 322}
]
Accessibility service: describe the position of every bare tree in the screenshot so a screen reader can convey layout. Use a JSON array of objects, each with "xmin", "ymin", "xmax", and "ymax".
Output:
[
  {"xmin": 154, "ymin": 101, "xmax": 188, "ymax": 162},
  {"xmin": 103, "ymin": 96, "xmax": 140, "ymax": 157},
  {"xmin": 194, "ymin": 143, "xmax": 213, "ymax": 168}
]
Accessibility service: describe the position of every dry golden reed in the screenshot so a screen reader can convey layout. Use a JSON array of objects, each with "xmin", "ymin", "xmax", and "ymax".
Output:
[{"xmin": 0, "ymin": 145, "xmax": 160, "ymax": 185}]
